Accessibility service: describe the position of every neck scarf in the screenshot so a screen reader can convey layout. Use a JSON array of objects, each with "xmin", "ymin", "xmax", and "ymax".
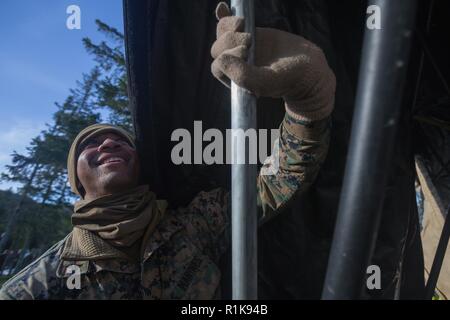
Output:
[{"xmin": 69, "ymin": 185, "xmax": 166, "ymax": 260}]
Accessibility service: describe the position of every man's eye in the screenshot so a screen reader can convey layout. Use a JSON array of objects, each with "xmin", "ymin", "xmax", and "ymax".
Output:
[
  {"xmin": 82, "ymin": 140, "xmax": 99, "ymax": 149},
  {"xmin": 87, "ymin": 142, "xmax": 99, "ymax": 148},
  {"xmin": 117, "ymin": 139, "xmax": 131, "ymax": 146}
]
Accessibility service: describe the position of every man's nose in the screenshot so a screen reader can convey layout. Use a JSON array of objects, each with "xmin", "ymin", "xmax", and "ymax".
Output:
[{"xmin": 97, "ymin": 138, "xmax": 121, "ymax": 152}]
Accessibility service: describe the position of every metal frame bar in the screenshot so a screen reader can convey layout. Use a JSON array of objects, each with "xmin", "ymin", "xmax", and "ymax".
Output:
[
  {"xmin": 425, "ymin": 208, "xmax": 450, "ymax": 299},
  {"xmin": 230, "ymin": 0, "xmax": 258, "ymax": 300},
  {"xmin": 417, "ymin": 125, "xmax": 450, "ymax": 299},
  {"xmin": 411, "ymin": 0, "xmax": 435, "ymax": 114},
  {"xmin": 322, "ymin": 0, "xmax": 418, "ymax": 300}
]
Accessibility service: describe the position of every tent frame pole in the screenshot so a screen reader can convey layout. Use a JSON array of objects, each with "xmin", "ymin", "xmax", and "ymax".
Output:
[
  {"xmin": 322, "ymin": 0, "xmax": 418, "ymax": 300},
  {"xmin": 230, "ymin": 0, "xmax": 258, "ymax": 300},
  {"xmin": 425, "ymin": 206, "xmax": 450, "ymax": 299}
]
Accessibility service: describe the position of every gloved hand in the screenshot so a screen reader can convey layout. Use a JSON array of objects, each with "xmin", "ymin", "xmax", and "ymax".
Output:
[{"xmin": 211, "ymin": 2, "xmax": 336, "ymax": 121}]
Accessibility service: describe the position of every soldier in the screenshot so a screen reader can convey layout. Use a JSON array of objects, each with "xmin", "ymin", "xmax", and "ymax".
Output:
[{"xmin": 0, "ymin": 3, "xmax": 335, "ymax": 299}]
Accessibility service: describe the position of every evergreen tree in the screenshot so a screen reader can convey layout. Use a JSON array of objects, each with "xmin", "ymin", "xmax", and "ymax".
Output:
[
  {"xmin": 0, "ymin": 20, "xmax": 131, "ymax": 266},
  {"xmin": 0, "ymin": 70, "xmax": 101, "ymax": 254},
  {"xmin": 83, "ymin": 20, "xmax": 131, "ymax": 129}
]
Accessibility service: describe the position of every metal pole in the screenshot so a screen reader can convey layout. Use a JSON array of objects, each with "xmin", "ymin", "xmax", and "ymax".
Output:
[
  {"xmin": 230, "ymin": 0, "xmax": 258, "ymax": 300},
  {"xmin": 322, "ymin": 0, "xmax": 418, "ymax": 300},
  {"xmin": 425, "ymin": 206, "xmax": 450, "ymax": 299}
]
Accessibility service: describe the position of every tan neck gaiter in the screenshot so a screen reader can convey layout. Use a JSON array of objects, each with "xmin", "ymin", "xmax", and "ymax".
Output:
[{"xmin": 70, "ymin": 185, "xmax": 165, "ymax": 259}]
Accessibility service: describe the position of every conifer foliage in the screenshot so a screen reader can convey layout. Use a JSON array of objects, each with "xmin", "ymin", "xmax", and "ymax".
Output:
[{"xmin": 0, "ymin": 21, "xmax": 131, "ymax": 274}]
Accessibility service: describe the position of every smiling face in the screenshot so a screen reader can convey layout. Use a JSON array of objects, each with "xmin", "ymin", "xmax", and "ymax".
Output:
[{"xmin": 76, "ymin": 132, "xmax": 140, "ymax": 200}]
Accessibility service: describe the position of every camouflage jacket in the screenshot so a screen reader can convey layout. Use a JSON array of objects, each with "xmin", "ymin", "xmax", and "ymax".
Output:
[{"xmin": 0, "ymin": 113, "xmax": 330, "ymax": 300}]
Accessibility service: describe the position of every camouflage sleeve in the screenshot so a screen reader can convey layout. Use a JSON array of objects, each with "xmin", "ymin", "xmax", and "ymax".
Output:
[
  {"xmin": 183, "ymin": 188, "xmax": 230, "ymax": 263},
  {"xmin": 0, "ymin": 268, "xmax": 40, "ymax": 300},
  {"xmin": 256, "ymin": 112, "xmax": 331, "ymax": 224},
  {"xmin": 0, "ymin": 240, "xmax": 65, "ymax": 300},
  {"xmin": 193, "ymin": 113, "xmax": 330, "ymax": 262},
  {"xmin": 0, "ymin": 286, "xmax": 18, "ymax": 300}
]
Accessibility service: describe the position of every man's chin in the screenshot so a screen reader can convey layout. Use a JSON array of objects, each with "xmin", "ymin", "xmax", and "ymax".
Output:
[{"xmin": 98, "ymin": 173, "xmax": 135, "ymax": 193}]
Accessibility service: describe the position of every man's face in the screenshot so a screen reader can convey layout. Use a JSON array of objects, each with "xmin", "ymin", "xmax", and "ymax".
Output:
[{"xmin": 76, "ymin": 132, "xmax": 140, "ymax": 200}]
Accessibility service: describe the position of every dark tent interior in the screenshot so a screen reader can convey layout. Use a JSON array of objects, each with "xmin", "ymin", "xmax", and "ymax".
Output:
[{"xmin": 123, "ymin": 0, "xmax": 450, "ymax": 299}]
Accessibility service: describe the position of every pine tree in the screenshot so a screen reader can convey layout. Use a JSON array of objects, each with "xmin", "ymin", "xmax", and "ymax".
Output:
[
  {"xmin": 0, "ymin": 70, "xmax": 101, "ymax": 254},
  {"xmin": 0, "ymin": 162, "xmax": 41, "ymax": 253},
  {"xmin": 0, "ymin": 20, "xmax": 131, "ymax": 263},
  {"xmin": 83, "ymin": 20, "xmax": 131, "ymax": 129}
]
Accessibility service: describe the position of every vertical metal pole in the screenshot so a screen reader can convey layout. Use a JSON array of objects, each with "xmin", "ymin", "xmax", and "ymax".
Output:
[
  {"xmin": 425, "ymin": 207, "xmax": 450, "ymax": 299},
  {"xmin": 321, "ymin": 0, "xmax": 418, "ymax": 300},
  {"xmin": 230, "ymin": 0, "xmax": 258, "ymax": 300}
]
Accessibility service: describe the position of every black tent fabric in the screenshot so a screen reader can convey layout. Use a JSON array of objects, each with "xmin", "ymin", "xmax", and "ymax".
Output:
[{"xmin": 122, "ymin": 0, "xmax": 450, "ymax": 299}]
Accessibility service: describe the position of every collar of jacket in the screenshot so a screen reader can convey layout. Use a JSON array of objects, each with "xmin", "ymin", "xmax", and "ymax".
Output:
[{"xmin": 57, "ymin": 211, "xmax": 183, "ymax": 275}]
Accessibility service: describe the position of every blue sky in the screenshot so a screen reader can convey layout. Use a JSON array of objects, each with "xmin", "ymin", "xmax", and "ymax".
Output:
[{"xmin": 0, "ymin": 0, "xmax": 124, "ymax": 190}]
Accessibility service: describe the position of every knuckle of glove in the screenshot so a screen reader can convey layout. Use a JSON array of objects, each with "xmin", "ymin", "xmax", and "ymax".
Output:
[
  {"xmin": 211, "ymin": 59, "xmax": 221, "ymax": 78},
  {"xmin": 218, "ymin": 55, "xmax": 246, "ymax": 84},
  {"xmin": 215, "ymin": 2, "xmax": 231, "ymax": 20},
  {"xmin": 211, "ymin": 31, "xmax": 251, "ymax": 59},
  {"xmin": 217, "ymin": 16, "xmax": 245, "ymax": 38},
  {"xmin": 234, "ymin": 45, "xmax": 249, "ymax": 60},
  {"xmin": 211, "ymin": 59, "xmax": 230, "ymax": 88}
]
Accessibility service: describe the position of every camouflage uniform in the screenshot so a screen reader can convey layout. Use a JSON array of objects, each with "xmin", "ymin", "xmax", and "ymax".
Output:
[{"xmin": 0, "ymin": 113, "xmax": 330, "ymax": 299}]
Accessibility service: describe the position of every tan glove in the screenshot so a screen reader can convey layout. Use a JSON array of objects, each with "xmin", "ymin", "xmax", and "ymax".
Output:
[{"xmin": 211, "ymin": 2, "xmax": 336, "ymax": 121}]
